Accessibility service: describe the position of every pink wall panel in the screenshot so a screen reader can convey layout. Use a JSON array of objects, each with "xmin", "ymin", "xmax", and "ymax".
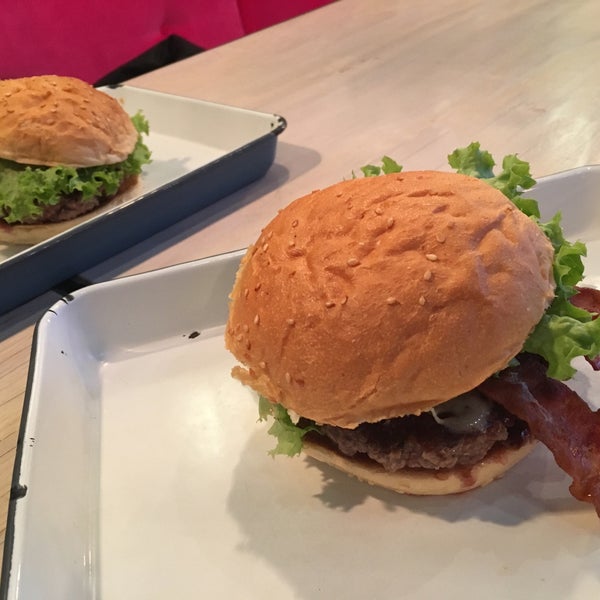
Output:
[{"xmin": 0, "ymin": 0, "xmax": 335, "ymax": 83}]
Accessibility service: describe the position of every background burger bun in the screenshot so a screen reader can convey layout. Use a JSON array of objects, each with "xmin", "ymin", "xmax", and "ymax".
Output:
[
  {"xmin": 0, "ymin": 75, "xmax": 137, "ymax": 167},
  {"xmin": 226, "ymin": 170, "xmax": 555, "ymax": 429}
]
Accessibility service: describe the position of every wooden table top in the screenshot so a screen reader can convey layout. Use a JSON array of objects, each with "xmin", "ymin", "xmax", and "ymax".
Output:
[{"xmin": 3, "ymin": 0, "xmax": 600, "ymax": 575}]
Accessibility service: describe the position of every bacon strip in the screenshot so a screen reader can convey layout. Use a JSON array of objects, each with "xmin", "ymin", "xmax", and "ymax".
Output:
[
  {"xmin": 572, "ymin": 285, "xmax": 600, "ymax": 315},
  {"xmin": 478, "ymin": 353, "xmax": 600, "ymax": 517},
  {"xmin": 571, "ymin": 286, "xmax": 600, "ymax": 370}
]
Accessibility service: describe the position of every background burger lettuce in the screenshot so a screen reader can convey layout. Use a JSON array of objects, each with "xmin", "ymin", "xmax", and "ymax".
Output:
[
  {"xmin": 258, "ymin": 142, "xmax": 600, "ymax": 456},
  {"xmin": 0, "ymin": 111, "xmax": 150, "ymax": 226}
]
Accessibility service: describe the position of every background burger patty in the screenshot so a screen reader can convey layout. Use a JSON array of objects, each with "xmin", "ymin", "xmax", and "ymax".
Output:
[
  {"xmin": 21, "ymin": 175, "xmax": 137, "ymax": 224},
  {"xmin": 22, "ymin": 193, "xmax": 103, "ymax": 224},
  {"xmin": 316, "ymin": 405, "xmax": 530, "ymax": 471}
]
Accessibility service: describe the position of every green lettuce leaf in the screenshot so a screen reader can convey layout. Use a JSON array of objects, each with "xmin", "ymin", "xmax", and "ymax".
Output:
[
  {"xmin": 360, "ymin": 155, "xmax": 403, "ymax": 178},
  {"xmin": 258, "ymin": 396, "xmax": 320, "ymax": 457},
  {"xmin": 523, "ymin": 215, "xmax": 596, "ymax": 379},
  {"xmin": 448, "ymin": 141, "xmax": 539, "ymax": 217},
  {"xmin": 0, "ymin": 112, "xmax": 151, "ymax": 224},
  {"xmin": 523, "ymin": 313, "xmax": 600, "ymax": 379}
]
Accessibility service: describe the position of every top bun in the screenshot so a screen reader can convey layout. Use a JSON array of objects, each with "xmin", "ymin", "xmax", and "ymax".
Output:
[
  {"xmin": 225, "ymin": 171, "xmax": 555, "ymax": 428},
  {"xmin": 0, "ymin": 75, "xmax": 137, "ymax": 167}
]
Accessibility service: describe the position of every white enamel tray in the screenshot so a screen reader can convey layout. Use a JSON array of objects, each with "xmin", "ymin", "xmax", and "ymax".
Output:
[{"xmin": 3, "ymin": 167, "xmax": 600, "ymax": 599}]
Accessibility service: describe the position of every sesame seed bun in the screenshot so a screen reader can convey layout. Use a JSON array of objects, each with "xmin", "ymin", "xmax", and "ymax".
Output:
[
  {"xmin": 0, "ymin": 75, "xmax": 137, "ymax": 167},
  {"xmin": 225, "ymin": 171, "xmax": 555, "ymax": 429}
]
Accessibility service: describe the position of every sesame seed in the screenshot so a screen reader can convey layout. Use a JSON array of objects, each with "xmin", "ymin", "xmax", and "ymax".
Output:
[
  {"xmin": 254, "ymin": 314, "xmax": 260, "ymax": 325},
  {"xmin": 259, "ymin": 361, "xmax": 266, "ymax": 369},
  {"xmin": 419, "ymin": 296, "xmax": 426, "ymax": 306},
  {"xmin": 425, "ymin": 253, "xmax": 438, "ymax": 262},
  {"xmin": 254, "ymin": 282, "xmax": 262, "ymax": 291},
  {"xmin": 236, "ymin": 333, "xmax": 244, "ymax": 342},
  {"xmin": 242, "ymin": 324, "xmax": 249, "ymax": 332},
  {"xmin": 341, "ymin": 295, "xmax": 348, "ymax": 305},
  {"xmin": 285, "ymin": 372, "xmax": 292, "ymax": 383},
  {"xmin": 375, "ymin": 207, "xmax": 384, "ymax": 215},
  {"xmin": 262, "ymin": 243, "xmax": 269, "ymax": 252},
  {"xmin": 267, "ymin": 231, "xmax": 273, "ymax": 239},
  {"xmin": 386, "ymin": 297, "xmax": 398, "ymax": 305},
  {"xmin": 435, "ymin": 233, "xmax": 446, "ymax": 243},
  {"xmin": 423, "ymin": 270, "xmax": 433, "ymax": 281},
  {"xmin": 347, "ymin": 258, "xmax": 360, "ymax": 267},
  {"xmin": 387, "ymin": 218, "xmax": 395, "ymax": 229},
  {"xmin": 288, "ymin": 240, "xmax": 296, "ymax": 247},
  {"xmin": 325, "ymin": 300, "xmax": 335, "ymax": 308},
  {"xmin": 244, "ymin": 288, "xmax": 249, "ymax": 299},
  {"xmin": 291, "ymin": 219, "xmax": 299, "ymax": 228},
  {"xmin": 286, "ymin": 318, "xmax": 296, "ymax": 326}
]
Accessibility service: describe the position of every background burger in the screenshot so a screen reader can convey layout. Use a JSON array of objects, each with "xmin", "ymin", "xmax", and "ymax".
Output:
[
  {"xmin": 225, "ymin": 143, "xmax": 600, "ymax": 513},
  {"xmin": 0, "ymin": 74, "xmax": 151, "ymax": 245}
]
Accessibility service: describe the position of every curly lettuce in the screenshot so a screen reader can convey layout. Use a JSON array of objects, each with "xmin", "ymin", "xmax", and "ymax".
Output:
[
  {"xmin": 359, "ymin": 155, "xmax": 403, "ymax": 177},
  {"xmin": 258, "ymin": 396, "xmax": 320, "ymax": 457},
  {"xmin": 0, "ymin": 111, "xmax": 151, "ymax": 224}
]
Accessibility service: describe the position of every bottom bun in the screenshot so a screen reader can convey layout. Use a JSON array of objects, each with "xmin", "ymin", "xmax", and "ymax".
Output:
[
  {"xmin": 302, "ymin": 435, "xmax": 537, "ymax": 496},
  {"xmin": 0, "ymin": 177, "xmax": 142, "ymax": 246}
]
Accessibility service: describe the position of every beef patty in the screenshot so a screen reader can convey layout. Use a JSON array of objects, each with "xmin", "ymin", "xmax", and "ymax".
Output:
[{"xmin": 312, "ymin": 403, "xmax": 530, "ymax": 472}]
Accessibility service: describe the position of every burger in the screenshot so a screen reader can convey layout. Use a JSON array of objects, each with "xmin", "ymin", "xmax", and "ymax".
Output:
[
  {"xmin": 0, "ymin": 75, "xmax": 151, "ymax": 245},
  {"xmin": 225, "ymin": 143, "xmax": 600, "ymax": 513}
]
